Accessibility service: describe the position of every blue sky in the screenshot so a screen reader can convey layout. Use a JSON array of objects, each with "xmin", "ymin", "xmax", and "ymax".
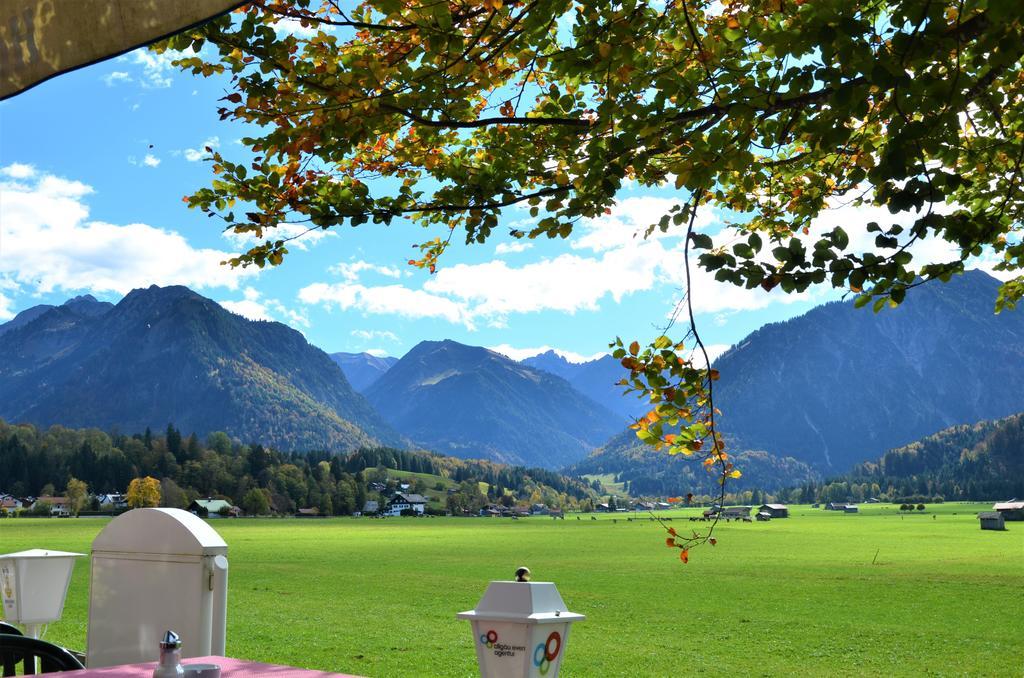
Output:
[{"xmin": 0, "ymin": 41, "xmax": 919, "ymax": 363}]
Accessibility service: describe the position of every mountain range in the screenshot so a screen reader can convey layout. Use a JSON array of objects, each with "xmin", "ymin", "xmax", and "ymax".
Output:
[
  {"xmin": 0, "ymin": 286, "xmax": 402, "ymax": 451},
  {"xmin": 568, "ymin": 271, "xmax": 1024, "ymax": 483},
  {"xmin": 835, "ymin": 412, "xmax": 1024, "ymax": 501},
  {"xmin": 363, "ymin": 340, "xmax": 621, "ymax": 468},
  {"xmin": 2, "ymin": 270, "xmax": 1021, "ymax": 481},
  {"xmin": 329, "ymin": 352, "xmax": 398, "ymax": 392},
  {"xmin": 520, "ymin": 351, "xmax": 648, "ymax": 422},
  {"xmin": 710, "ymin": 270, "xmax": 1024, "ymax": 471}
]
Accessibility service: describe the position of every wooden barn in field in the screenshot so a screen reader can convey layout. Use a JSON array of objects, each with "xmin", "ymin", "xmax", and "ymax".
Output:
[
  {"xmin": 721, "ymin": 506, "xmax": 752, "ymax": 519},
  {"xmin": 993, "ymin": 500, "xmax": 1024, "ymax": 521},
  {"xmin": 978, "ymin": 512, "xmax": 1006, "ymax": 531},
  {"xmin": 758, "ymin": 503, "xmax": 789, "ymax": 518}
]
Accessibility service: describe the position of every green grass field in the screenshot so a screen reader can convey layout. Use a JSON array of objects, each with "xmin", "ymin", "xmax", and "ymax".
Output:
[{"xmin": 2, "ymin": 504, "xmax": 1021, "ymax": 677}]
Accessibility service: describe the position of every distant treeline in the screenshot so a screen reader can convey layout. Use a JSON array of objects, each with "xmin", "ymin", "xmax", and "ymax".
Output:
[
  {"xmin": 569, "ymin": 441, "xmax": 818, "ymax": 497},
  {"xmin": 339, "ymin": 447, "xmax": 597, "ymax": 500},
  {"xmin": 0, "ymin": 420, "xmax": 596, "ymax": 515},
  {"xmin": 792, "ymin": 414, "xmax": 1024, "ymax": 503}
]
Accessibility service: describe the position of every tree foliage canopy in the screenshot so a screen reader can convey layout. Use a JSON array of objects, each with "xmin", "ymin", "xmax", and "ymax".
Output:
[
  {"xmin": 163, "ymin": 0, "xmax": 1024, "ymax": 553},
  {"xmin": 166, "ymin": 0, "xmax": 1023, "ymax": 305}
]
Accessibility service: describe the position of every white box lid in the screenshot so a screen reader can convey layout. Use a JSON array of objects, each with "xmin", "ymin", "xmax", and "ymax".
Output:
[
  {"xmin": 457, "ymin": 581, "xmax": 585, "ymax": 624},
  {"xmin": 92, "ymin": 508, "xmax": 227, "ymax": 556}
]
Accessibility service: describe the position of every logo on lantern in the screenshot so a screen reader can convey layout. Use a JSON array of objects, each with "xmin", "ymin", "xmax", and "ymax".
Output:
[
  {"xmin": 479, "ymin": 629, "xmax": 499, "ymax": 649},
  {"xmin": 532, "ymin": 631, "xmax": 561, "ymax": 675}
]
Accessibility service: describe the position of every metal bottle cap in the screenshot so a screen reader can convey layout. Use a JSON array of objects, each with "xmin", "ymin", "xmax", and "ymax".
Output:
[{"xmin": 159, "ymin": 631, "xmax": 181, "ymax": 649}]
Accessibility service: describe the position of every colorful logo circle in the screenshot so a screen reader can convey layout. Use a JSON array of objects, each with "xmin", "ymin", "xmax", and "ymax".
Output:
[
  {"xmin": 533, "ymin": 631, "xmax": 561, "ymax": 675},
  {"xmin": 480, "ymin": 629, "xmax": 499, "ymax": 649}
]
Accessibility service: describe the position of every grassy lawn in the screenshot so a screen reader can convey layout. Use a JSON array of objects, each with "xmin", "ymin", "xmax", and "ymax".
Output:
[{"xmin": 2, "ymin": 504, "xmax": 1020, "ymax": 677}]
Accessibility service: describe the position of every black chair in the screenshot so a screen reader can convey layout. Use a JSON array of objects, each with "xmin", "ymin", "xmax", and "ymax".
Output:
[
  {"xmin": 0, "ymin": 633, "xmax": 84, "ymax": 675},
  {"xmin": 0, "ymin": 625, "xmax": 19, "ymax": 637}
]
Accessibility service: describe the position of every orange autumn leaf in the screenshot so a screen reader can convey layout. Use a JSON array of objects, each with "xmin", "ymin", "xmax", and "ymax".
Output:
[
  {"xmin": 667, "ymin": 527, "xmax": 677, "ymax": 536},
  {"xmin": 709, "ymin": 538, "xmax": 717, "ymax": 546},
  {"xmin": 680, "ymin": 549, "xmax": 689, "ymax": 563},
  {"xmin": 665, "ymin": 538, "xmax": 675, "ymax": 548}
]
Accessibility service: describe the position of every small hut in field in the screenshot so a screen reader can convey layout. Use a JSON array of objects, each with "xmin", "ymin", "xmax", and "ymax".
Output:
[
  {"xmin": 993, "ymin": 500, "xmax": 1024, "ymax": 521},
  {"xmin": 721, "ymin": 506, "xmax": 752, "ymax": 519},
  {"xmin": 979, "ymin": 512, "xmax": 1006, "ymax": 531},
  {"xmin": 758, "ymin": 503, "xmax": 789, "ymax": 518}
]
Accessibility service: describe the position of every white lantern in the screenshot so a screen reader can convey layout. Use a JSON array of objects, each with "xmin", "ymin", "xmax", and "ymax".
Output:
[
  {"xmin": 457, "ymin": 580, "xmax": 584, "ymax": 678},
  {"xmin": 0, "ymin": 549, "xmax": 84, "ymax": 638}
]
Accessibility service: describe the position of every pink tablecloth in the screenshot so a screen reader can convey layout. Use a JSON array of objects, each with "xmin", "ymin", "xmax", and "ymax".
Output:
[{"xmin": 69, "ymin": 655, "xmax": 364, "ymax": 677}]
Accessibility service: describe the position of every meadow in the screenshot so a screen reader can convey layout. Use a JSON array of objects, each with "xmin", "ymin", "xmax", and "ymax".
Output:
[{"xmin": 2, "ymin": 503, "xmax": 1021, "ymax": 677}]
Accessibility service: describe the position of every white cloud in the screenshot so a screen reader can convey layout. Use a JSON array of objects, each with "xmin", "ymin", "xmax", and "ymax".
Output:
[
  {"xmin": 129, "ymin": 48, "xmax": 194, "ymax": 88},
  {"xmin": 142, "ymin": 154, "xmax": 161, "ymax": 168},
  {"xmin": 0, "ymin": 292, "xmax": 13, "ymax": 321},
  {"xmin": 365, "ymin": 348, "xmax": 390, "ymax": 358},
  {"xmin": 219, "ymin": 298, "xmax": 272, "ymax": 322},
  {"xmin": 570, "ymin": 196, "xmax": 700, "ymax": 252},
  {"xmin": 425, "ymin": 248, "xmax": 657, "ymax": 316},
  {"xmin": 298, "ymin": 282, "xmax": 474, "ymax": 328},
  {"xmin": 1, "ymin": 163, "xmax": 34, "ymax": 179},
  {"xmin": 219, "ymin": 287, "xmax": 309, "ymax": 328},
  {"xmin": 330, "ymin": 260, "xmax": 402, "ymax": 281},
  {"xmin": 702, "ymin": 343, "xmax": 732, "ymax": 365},
  {"xmin": 351, "ymin": 329, "xmax": 399, "ymax": 342},
  {"xmin": 0, "ymin": 165, "xmax": 256, "ymax": 295},
  {"xmin": 488, "ymin": 344, "xmax": 607, "ymax": 363},
  {"xmin": 222, "ymin": 221, "xmax": 337, "ymax": 252},
  {"xmin": 271, "ymin": 16, "xmax": 329, "ymax": 38},
  {"xmin": 296, "ymin": 195, "xmax": 813, "ymax": 328},
  {"xmin": 495, "ymin": 241, "xmax": 533, "ymax": 255},
  {"xmin": 183, "ymin": 136, "xmax": 220, "ymax": 162},
  {"xmin": 102, "ymin": 71, "xmax": 132, "ymax": 86}
]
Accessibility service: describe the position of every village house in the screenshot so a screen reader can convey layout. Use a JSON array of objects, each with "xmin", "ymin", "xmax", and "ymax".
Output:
[
  {"xmin": 758, "ymin": 503, "xmax": 790, "ymax": 518},
  {"xmin": 0, "ymin": 494, "xmax": 23, "ymax": 512},
  {"xmin": 827, "ymin": 502, "xmax": 859, "ymax": 512},
  {"xmin": 385, "ymin": 493, "xmax": 427, "ymax": 516},
  {"xmin": 978, "ymin": 512, "xmax": 1006, "ymax": 531},
  {"xmin": 97, "ymin": 493, "xmax": 128, "ymax": 511},
  {"xmin": 296, "ymin": 507, "xmax": 320, "ymax": 517},
  {"xmin": 188, "ymin": 498, "xmax": 239, "ymax": 518},
  {"xmin": 756, "ymin": 511, "xmax": 772, "ymax": 521},
  {"xmin": 32, "ymin": 495, "xmax": 71, "ymax": 517},
  {"xmin": 361, "ymin": 500, "xmax": 379, "ymax": 515},
  {"xmin": 993, "ymin": 500, "xmax": 1024, "ymax": 521}
]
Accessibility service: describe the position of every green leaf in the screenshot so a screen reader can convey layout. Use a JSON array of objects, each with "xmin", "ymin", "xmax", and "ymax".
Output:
[{"xmin": 689, "ymin": 233, "xmax": 713, "ymax": 249}]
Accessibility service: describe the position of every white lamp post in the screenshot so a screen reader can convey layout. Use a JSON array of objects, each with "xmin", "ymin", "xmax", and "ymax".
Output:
[
  {"xmin": 0, "ymin": 549, "xmax": 84, "ymax": 638},
  {"xmin": 458, "ymin": 574, "xmax": 584, "ymax": 678}
]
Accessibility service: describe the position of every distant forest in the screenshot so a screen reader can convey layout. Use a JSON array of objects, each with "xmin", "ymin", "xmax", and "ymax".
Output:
[
  {"xmin": 797, "ymin": 414, "xmax": 1024, "ymax": 503},
  {"xmin": 0, "ymin": 420, "xmax": 598, "ymax": 515}
]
